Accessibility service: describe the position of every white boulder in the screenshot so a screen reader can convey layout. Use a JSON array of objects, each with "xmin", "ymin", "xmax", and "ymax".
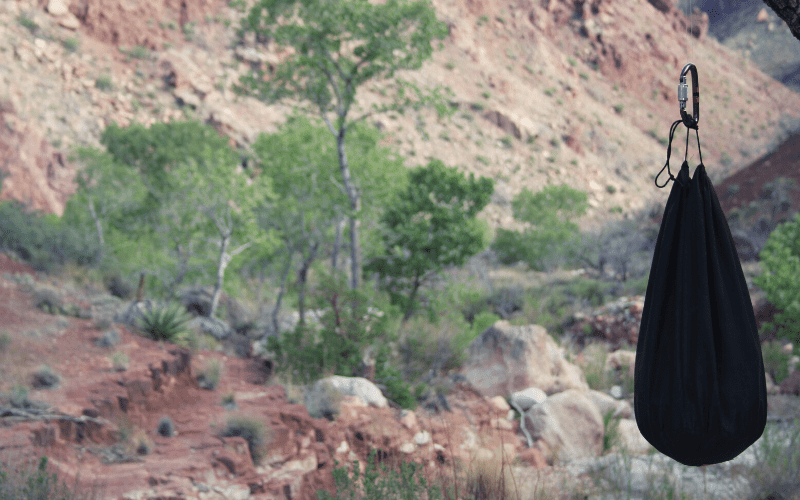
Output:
[
  {"xmin": 529, "ymin": 389, "xmax": 604, "ymax": 465},
  {"xmin": 464, "ymin": 321, "xmax": 589, "ymax": 397}
]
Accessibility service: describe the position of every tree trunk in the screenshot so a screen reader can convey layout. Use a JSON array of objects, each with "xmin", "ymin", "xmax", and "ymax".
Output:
[
  {"xmin": 762, "ymin": 0, "xmax": 800, "ymax": 43},
  {"xmin": 272, "ymin": 253, "xmax": 294, "ymax": 337},
  {"xmin": 209, "ymin": 233, "xmax": 230, "ymax": 319},
  {"xmin": 402, "ymin": 274, "xmax": 422, "ymax": 323},
  {"xmin": 297, "ymin": 241, "xmax": 319, "ymax": 326},
  {"xmin": 331, "ymin": 216, "xmax": 345, "ymax": 273},
  {"xmin": 336, "ymin": 127, "xmax": 361, "ymax": 290},
  {"xmin": 88, "ymin": 198, "xmax": 103, "ymax": 264}
]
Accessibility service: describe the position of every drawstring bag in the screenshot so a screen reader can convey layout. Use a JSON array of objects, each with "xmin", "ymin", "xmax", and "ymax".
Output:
[{"xmin": 634, "ymin": 110, "xmax": 767, "ymax": 466}]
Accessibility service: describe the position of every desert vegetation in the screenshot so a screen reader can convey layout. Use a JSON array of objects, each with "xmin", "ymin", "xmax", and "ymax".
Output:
[{"xmin": 1, "ymin": 0, "xmax": 799, "ymax": 497}]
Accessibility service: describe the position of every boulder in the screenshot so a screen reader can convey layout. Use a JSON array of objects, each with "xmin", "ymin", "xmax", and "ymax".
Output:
[
  {"xmin": 464, "ymin": 321, "xmax": 589, "ymax": 397},
  {"xmin": 585, "ymin": 390, "xmax": 632, "ymax": 419},
  {"xmin": 605, "ymin": 349, "xmax": 636, "ymax": 373},
  {"xmin": 188, "ymin": 316, "xmax": 233, "ymax": 341},
  {"xmin": 529, "ymin": 389, "xmax": 604, "ymax": 465},
  {"xmin": 510, "ymin": 387, "xmax": 547, "ymax": 411},
  {"xmin": 47, "ymin": 0, "xmax": 69, "ymax": 16},
  {"xmin": 614, "ymin": 419, "xmax": 652, "ymax": 454},
  {"xmin": 308, "ymin": 376, "xmax": 388, "ymax": 413}
]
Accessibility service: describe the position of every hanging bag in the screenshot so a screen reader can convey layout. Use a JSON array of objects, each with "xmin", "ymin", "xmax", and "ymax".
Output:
[{"xmin": 634, "ymin": 63, "xmax": 767, "ymax": 467}]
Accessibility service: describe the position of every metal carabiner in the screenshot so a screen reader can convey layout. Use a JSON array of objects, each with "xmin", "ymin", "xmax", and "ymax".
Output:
[{"xmin": 678, "ymin": 63, "xmax": 699, "ymax": 130}]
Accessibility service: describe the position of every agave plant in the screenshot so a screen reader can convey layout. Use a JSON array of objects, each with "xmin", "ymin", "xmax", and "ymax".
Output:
[{"xmin": 139, "ymin": 301, "xmax": 191, "ymax": 342}]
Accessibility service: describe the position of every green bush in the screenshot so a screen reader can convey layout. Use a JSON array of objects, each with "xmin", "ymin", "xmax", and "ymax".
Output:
[
  {"xmin": 754, "ymin": 213, "xmax": 800, "ymax": 348},
  {"xmin": 491, "ymin": 184, "xmax": 587, "ymax": 271},
  {"xmin": 218, "ymin": 414, "xmax": 270, "ymax": 466},
  {"xmin": 316, "ymin": 449, "xmax": 442, "ymax": 500},
  {"xmin": 62, "ymin": 37, "xmax": 80, "ymax": 53},
  {"xmin": 197, "ymin": 358, "xmax": 222, "ymax": 390},
  {"xmin": 16, "ymin": 14, "xmax": 38, "ymax": 34},
  {"xmin": 0, "ymin": 200, "xmax": 98, "ymax": 273},
  {"xmin": 94, "ymin": 75, "xmax": 113, "ymax": 91},
  {"xmin": 761, "ymin": 340, "xmax": 792, "ymax": 386},
  {"xmin": 373, "ymin": 345, "xmax": 415, "ymax": 409},
  {"xmin": 267, "ymin": 272, "xmax": 400, "ymax": 385},
  {"xmin": 0, "ymin": 454, "xmax": 100, "ymax": 500},
  {"xmin": 138, "ymin": 302, "xmax": 191, "ymax": 342}
]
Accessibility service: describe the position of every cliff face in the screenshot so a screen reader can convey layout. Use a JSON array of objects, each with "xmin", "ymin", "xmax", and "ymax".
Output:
[{"xmin": 1, "ymin": 0, "xmax": 799, "ymax": 228}]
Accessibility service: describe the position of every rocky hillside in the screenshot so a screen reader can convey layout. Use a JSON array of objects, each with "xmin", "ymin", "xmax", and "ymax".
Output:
[{"xmin": 2, "ymin": 0, "xmax": 800, "ymax": 235}]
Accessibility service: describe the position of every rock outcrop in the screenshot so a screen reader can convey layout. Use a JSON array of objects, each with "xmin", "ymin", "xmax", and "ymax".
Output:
[{"xmin": 463, "ymin": 320, "xmax": 589, "ymax": 397}]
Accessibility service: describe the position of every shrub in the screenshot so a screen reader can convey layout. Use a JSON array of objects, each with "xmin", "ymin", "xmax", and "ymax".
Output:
[
  {"xmin": 0, "ymin": 200, "xmax": 97, "ymax": 272},
  {"xmin": 0, "ymin": 454, "xmax": 101, "ymax": 500},
  {"xmin": 95, "ymin": 75, "xmax": 113, "ymax": 91},
  {"xmin": 156, "ymin": 417, "xmax": 175, "ymax": 437},
  {"xmin": 127, "ymin": 45, "xmax": 149, "ymax": 60},
  {"xmin": 62, "ymin": 37, "xmax": 79, "ymax": 53},
  {"xmin": 138, "ymin": 301, "xmax": 191, "ymax": 342},
  {"xmin": 109, "ymin": 351, "xmax": 128, "ymax": 372},
  {"xmin": 602, "ymin": 409, "xmax": 622, "ymax": 453},
  {"xmin": 762, "ymin": 340, "xmax": 792, "ymax": 386},
  {"xmin": 218, "ymin": 414, "xmax": 270, "ymax": 466},
  {"xmin": 95, "ymin": 329, "xmax": 121, "ymax": 348},
  {"xmin": 130, "ymin": 429, "xmax": 152, "ymax": 455},
  {"xmin": 304, "ymin": 380, "xmax": 345, "ymax": 420},
  {"xmin": 34, "ymin": 289, "xmax": 63, "ymax": 315},
  {"xmin": 754, "ymin": 212, "xmax": 800, "ymax": 348},
  {"xmin": 31, "ymin": 365, "xmax": 60, "ymax": 389},
  {"xmin": 197, "ymin": 358, "xmax": 222, "ymax": 390},
  {"xmin": 9, "ymin": 384, "xmax": 30, "ymax": 408},
  {"xmin": 316, "ymin": 448, "xmax": 442, "ymax": 500},
  {"xmin": 16, "ymin": 14, "xmax": 38, "ymax": 34},
  {"xmin": 221, "ymin": 392, "xmax": 236, "ymax": 408},
  {"xmin": 266, "ymin": 272, "xmax": 399, "ymax": 385}
]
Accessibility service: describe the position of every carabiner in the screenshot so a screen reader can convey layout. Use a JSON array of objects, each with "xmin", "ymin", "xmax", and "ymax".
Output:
[{"xmin": 678, "ymin": 63, "xmax": 699, "ymax": 130}]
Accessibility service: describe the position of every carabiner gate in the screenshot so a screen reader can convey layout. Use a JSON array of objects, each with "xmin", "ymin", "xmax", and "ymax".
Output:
[{"xmin": 678, "ymin": 63, "xmax": 699, "ymax": 130}]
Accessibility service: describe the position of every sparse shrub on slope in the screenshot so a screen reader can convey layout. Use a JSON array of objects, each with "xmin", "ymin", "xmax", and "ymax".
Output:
[
  {"xmin": 316, "ymin": 449, "xmax": 443, "ymax": 500},
  {"xmin": 156, "ymin": 416, "xmax": 175, "ymax": 437},
  {"xmin": 218, "ymin": 414, "xmax": 270, "ymax": 466}
]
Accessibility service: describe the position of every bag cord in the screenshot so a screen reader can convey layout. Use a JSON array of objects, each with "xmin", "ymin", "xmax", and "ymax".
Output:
[{"xmin": 655, "ymin": 119, "xmax": 704, "ymax": 189}]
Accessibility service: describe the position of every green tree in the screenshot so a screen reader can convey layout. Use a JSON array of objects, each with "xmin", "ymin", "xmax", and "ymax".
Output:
[
  {"xmin": 65, "ymin": 120, "xmax": 275, "ymax": 303},
  {"xmin": 365, "ymin": 159, "xmax": 493, "ymax": 321},
  {"xmin": 168, "ymin": 156, "xmax": 273, "ymax": 318},
  {"xmin": 754, "ymin": 212, "xmax": 800, "ymax": 347},
  {"xmin": 233, "ymin": 0, "xmax": 453, "ymax": 290},
  {"xmin": 251, "ymin": 115, "xmax": 407, "ymax": 332},
  {"xmin": 492, "ymin": 184, "xmax": 589, "ymax": 271}
]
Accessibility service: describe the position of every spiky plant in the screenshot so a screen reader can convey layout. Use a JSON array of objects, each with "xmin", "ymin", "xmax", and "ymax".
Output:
[{"xmin": 138, "ymin": 302, "xmax": 191, "ymax": 342}]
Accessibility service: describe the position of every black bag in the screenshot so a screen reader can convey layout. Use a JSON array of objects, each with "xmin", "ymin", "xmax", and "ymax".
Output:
[{"xmin": 634, "ymin": 117, "xmax": 767, "ymax": 467}]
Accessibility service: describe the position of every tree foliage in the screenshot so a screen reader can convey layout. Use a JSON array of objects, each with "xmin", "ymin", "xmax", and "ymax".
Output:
[
  {"xmin": 754, "ymin": 211, "xmax": 800, "ymax": 348},
  {"xmin": 492, "ymin": 184, "xmax": 589, "ymax": 271},
  {"xmin": 64, "ymin": 120, "xmax": 275, "ymax": 301},
  {"xmin": 234, "ymin": 0, "xmax": 454, "ymax": 290},
  {"xmin": 365, "ymin": 159, "xmax": 493, "ymax": 320}
]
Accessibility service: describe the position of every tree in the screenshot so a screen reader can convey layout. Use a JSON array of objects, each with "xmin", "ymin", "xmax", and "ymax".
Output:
[
  {"xmin": 233, "ymin": 0, "xmax": 454, "ymax": 290},
  {"xmin": 365, "ymin": 159, "xmax": 494, "ymax": 321},
  {"xmin": 168, "ymin": 156, "xmax": 272, "ymax": 318},
  {"xmin": 753, "ymin": 211, "xmax": 800, "ymax": 347},
  {"xmin": 251, "ymin": 115, "xmax": 407, "ymax": 332},
  {"xmin": 492, "ymin": 184, "xmax": 589, "ymax": 272},
  {"xmin": 762, "ymin": 0, "xmax": 800, "ymax": 43},
  {"xmin": 65, "ymin": 120, "xmax": 275, "ymax": 304},
  {"xmin": 573, "ymin": 218, "xmax": 655, "ymax": 281}
]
